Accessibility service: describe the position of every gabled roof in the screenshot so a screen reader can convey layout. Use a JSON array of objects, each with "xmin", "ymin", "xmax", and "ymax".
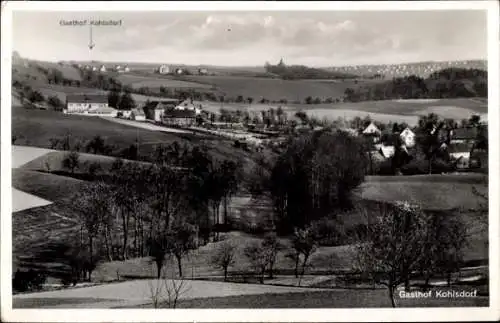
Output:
[
  {"xmin": 363, "ymin": 122, "xmax": 381, "ymax": 135},
  {"xmin": 67, "ymin": 94, "xmax": 108, "ymax": 104}
]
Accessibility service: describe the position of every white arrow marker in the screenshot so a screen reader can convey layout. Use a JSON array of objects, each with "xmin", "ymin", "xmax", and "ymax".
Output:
[{"xmin": 88, "ymin": 24, "xmax": 95, "ymax": 50}]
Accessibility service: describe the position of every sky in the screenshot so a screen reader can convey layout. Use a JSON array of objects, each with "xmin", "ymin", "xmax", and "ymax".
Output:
[{"xmin": 12, "ymin": 10, "xmax": 487, "ymax": 67}]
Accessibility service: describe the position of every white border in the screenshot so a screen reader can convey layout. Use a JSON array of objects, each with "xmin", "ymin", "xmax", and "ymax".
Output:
[{"xmin": 2, "ymin": 1, "xmax": 499, "ymax": 322}]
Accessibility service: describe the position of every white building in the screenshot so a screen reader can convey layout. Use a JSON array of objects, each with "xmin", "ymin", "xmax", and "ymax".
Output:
[
  {"xmin": 124, "ymin": 65, "xmax": 130, "ymax": 72},
  {"xmin": 64, "ymin": 94, "xmax": 115, "ymax": 116},
  {"xmin": 99, "ymin": 65, "xmax": 107, "ymax": 72},
  {"xmin": 158, "ymin": 65, "xmax": 170, "ymax": 74},
  {"xmin": 175, "ymin": 99, "xmax": 202, "ymax": 115},
  {"xmin": 400, "ymin": 127, "xmax": 416, "ymax": 148},
  {"xmin": 363, "ymin": 122, "xmax": 381, "ymax": 136}
]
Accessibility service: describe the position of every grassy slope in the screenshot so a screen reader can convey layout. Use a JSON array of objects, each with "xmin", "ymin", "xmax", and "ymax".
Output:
[
  {"xmin": 25, "ymin": 82, "xmax": 177, "ymax": 104},
  {"xmin": 12, "ymin": 108, "xmax": 182, "ymax": 157},
  {"xmin": 12, "ymin": 169, "xmax": 86, "ymax": 271}
]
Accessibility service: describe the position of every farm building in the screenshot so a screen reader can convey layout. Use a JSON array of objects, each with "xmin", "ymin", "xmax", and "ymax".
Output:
[
  {"xmin": 447, "ymin": 142, "xmax": 472, "ymax": 169},
  {"xmin": 99, "ymin": 65, "xmax": 107, "ymax": 72},
  {"xmin": 175, "ymin": 99, "xmax": 202, "ymax": 115},
  {"xmin": 143, "ymin": 100, "xmax": 178, "ymax": 122},
  {"xmin": 65, "ymin": 94, "xmax": 109, "ymax": 114},
  {"xmin": 162, "ymin": 109, "xmax": 196, "ymax": 127},
  {"xmin": 450, "ymin": 127, "xmax": 478, "ymax": 145},
  {"xmin": 130, "ymin": 108, "xmax": 146, "ymax": 121},
  {"xmin": 400, "ymin": 127, "xmax": 416, "ymax": 148},
  {"xmin": 362, "ymin": 122, "xmax": 382, "ymax": 143},
  {"xmin": 198, "ymin": 68, "xmax": 208, "ymax": 75},
  {"xmin": 158, "ymin": 65, "xmax": 170, "ymax": 74}
]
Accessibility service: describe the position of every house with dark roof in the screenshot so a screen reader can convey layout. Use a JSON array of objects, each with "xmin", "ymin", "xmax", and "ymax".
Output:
[
  {"xmin": 450, "ymin": 127, "xmax": 478, "ymax": 145},
  {"xmin": 162, "ymin": 109, "xmax": 196, "ymax": 127},
  {"xmin": 142, "ymin": 100, "xmax": 179, "ymax": 122},
  {"xmin": 65, "ymin": 94, "xmax": 111, "ymax": 115}
]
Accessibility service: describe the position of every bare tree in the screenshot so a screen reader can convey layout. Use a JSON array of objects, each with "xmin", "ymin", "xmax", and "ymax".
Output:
[
  {"xmin": 262, "ymin": 233, "xmax": 284, "ymax": 279},
  {"xmin": 291, "ymin": 226, "xmax": 318, "ymax": 286},
  {"xmin": 211, "ymin": 241, "xmax": 237, "ymax": 281},
  {"xmin": 244, "ymin": 241, "xmax": 269, "ymax": 284},
  {"xmin": 148, "ymin": 266, "xmax": 191, "ymax": 308},
  {"xmin": 356, "ymin": 202, "xmax": 431, "ymax": 307}
]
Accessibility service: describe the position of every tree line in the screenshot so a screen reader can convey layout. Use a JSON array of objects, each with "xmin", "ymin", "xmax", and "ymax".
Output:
[
  {"xmin": 59, "ymin": 142, "xmax": 243, "ymax": 283},
  {"xmin": 343, "ymin": 68, "xmax": 487, "ymax": 102}
]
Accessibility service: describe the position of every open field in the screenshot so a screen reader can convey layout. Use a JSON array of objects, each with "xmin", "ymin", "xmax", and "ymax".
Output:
[
  {"xmin": 181, "ymin": 75, "xmax": 371, "ymax": 101},
  {"xmin": 12, "ymin": 146, "xmax": 55, "ymax": 168},
  {"xmin": 12, "ymin": 108, "xmax": 183, "ymax": 158},
  {"xmin": 117, "ymin": 74, "xmax": 213, "ymax": 90},
  {"xmin": 12, "ymin": 188, "xmax": 53, "ymax": 213},
  {"xmin": 359, "ymin": 174, "xmax": 487, "ymax": 211},
  {"xmin": 197, "ymin": 98, "xmax": 486, "ymax": 124}
]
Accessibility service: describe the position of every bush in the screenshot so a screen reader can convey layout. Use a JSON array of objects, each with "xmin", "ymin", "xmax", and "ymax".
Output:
[
  {"xmin": 401, "ymin": 157, "xmax": 455, "ymax": 175},
  {"xmin": 309, "ymin": 217, "xmax": 346, "ymax": 246},
  {"xmin": 13, "ymin": 269, "xmax": 47, "ymax": 293}
]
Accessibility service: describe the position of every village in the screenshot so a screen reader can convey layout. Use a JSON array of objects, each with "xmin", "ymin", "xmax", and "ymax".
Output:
[{"xmin": 61, "ymin": 92, "xmax": 488, "ymax": 175}]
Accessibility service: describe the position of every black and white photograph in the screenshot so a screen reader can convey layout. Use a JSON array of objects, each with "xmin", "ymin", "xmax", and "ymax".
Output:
[{"xmin": 1, "ymin": 1, "xmax": 499, "ymax": 322}]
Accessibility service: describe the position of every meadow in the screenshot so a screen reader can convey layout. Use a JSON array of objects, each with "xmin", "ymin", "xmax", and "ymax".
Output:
[
  {"xmin": 33, "ymin": 61, "xmax": 82, "ymax": 81},
  {"xmin": 180, "ymin": 75, "xmax": 371, "ymax": 101},
  {"xmin": 116, "ymin": 74, "xmax": 213, "ymax": 90},
  {"xmin": 197, "ymin": 97, "xmax": 487, "ymax": 126}
]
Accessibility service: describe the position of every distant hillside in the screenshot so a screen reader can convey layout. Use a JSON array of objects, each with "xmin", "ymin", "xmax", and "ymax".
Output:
[
  {"xmin": 343, "ymin": 67, "xmax": 487, "ymax": 102},
  {"xmin": 265, "ymin": 59, "xmax": 357, "ymax": 80},
  {"xmin": 323, "ymin": 59, "xmax": 487, "ymax": 79}
]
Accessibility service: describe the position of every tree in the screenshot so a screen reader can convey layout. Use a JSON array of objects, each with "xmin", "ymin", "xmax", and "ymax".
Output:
[
  {"xmin": 467, "ymin": 114, "xmax": 481, "ymax": 128},
  {"xmin": 356, "ymin": 202, "xmax": 433, "ymax": 307},
  {"xmin": 304, "ymin": 96, "xmax": 313, "ymax": 105},
  {"xmin": 70, "ymin": 182, "xmax": 112, "ymax": 281},
  {"xmin": 47, "ymin": 95, "xmax": 64, "ymax": 111},
  {"xmin": 165, "ymin": 221, "xmax": 197, "ymax": 277},
  {"xmin": 149, "ymin": 235, "xmax": 169, "ymax": 279},
  {"xmin": 262, "ymin": 233, "xmax": 283, "ymax": 279},
  {"xmin": 62, "ymin": 151, "xmax": 80, "ymax": 174},
  {"xmin": 247, "ymin": 97, "xmax": 254, "ymax": 105},
  {"xmin": 108, "ymin": 87, "xmax": 121, "ymax": 108},
  {"xmin": 119, "ymin": 91, "xmax": 136, "ymax": 110},
  {"xmin": 86, "ymin": 135, "xmax": 106, "ymax": 154},
  {"xmin": 244, "ymin": 241, "xmax": 269, "ymax": 284},
  {"xmin": 28, "ymin": 90, "xmax": 44, "ymax": 104},
  {"xmin": 211, "ymin": 241, "xmax": 237, "ymax": 281},
  {"xmin": 291, "ymin": 226, "xmax": 318, "ymax": 286}
]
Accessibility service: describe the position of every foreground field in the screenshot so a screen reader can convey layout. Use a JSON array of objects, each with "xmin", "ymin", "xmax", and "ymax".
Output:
[{"xmin": 13, "ymin": 279, "xmax": 487, "ymax": 308}]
